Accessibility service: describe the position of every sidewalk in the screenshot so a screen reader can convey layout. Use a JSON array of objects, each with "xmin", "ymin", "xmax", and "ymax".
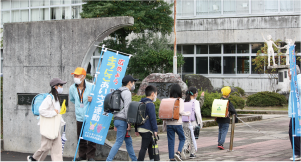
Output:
[
  {"xmin": 120, "ymin": 114, "xmax": 293, "ymax": 161},
  {"xmin": 1, "ymin": 115, "xmax": 294, "ymax": 161}
]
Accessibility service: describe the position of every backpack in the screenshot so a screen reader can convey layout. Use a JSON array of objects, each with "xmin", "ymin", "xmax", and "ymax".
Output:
[
  {"xmin": 127, "ymin": 101, "xmax": 152, "ymax": 125},
  {"xmin": 158, "ymin": 98, "xmax": 180, "ymax": 120},
  {"xmin": 211, "ymin": 99, "xmax": 229, "ymax": 118},
  {"xmin": 182, "ymin": 99, "xmax": 196, "ymax": 122},
  {"xmin": 31, "ymin": 93, "xmax": 54, "ymax": 116},
  {"xmin": 104, "ymin": 89, "xmax": 126, "ymax": 113}
]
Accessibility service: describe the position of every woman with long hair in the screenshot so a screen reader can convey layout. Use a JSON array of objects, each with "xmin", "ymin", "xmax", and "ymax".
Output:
[
  {"xmin": 182, "ymin": 87, "xmax": 203, "ymax": 159},
  {"xmin": 27, "ymin": 78, "xmax": 67, "ymax": 161}
]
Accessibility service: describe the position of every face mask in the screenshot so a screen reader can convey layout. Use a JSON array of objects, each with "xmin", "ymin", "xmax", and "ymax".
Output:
[
  {"xmin": 153, "ymin": 94, "xmax": 157, "ymax": 102},
  {"xmin": 131, "ymin": 83, "xmax": 135, "ymax": 91},
  {"xmin": 74, "ymin": 76, "xmax": 83, "ymax": 85},
  {"xmin": 57, "ymin": 87, "xmax": 63, "ymax": 94}
]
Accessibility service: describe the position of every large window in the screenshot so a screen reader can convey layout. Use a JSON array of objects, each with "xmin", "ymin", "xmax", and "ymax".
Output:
[
  {"xmin": 179, "ymin": 43, "xmax": 280, "ymax": 75},
  {"xmin": 178, "ymin": 0, "xmax": 299, "ymax": 18},
  {"xmin": 1, "ymin": 0, "xmax": 84, "ymax": 27}
]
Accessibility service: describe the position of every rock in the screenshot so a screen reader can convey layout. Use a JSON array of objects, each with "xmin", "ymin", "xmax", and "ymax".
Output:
[
  {"xmin": 184, "ymin": 74, "xmax": 214, "ymax": 92},
  {"xmin": 137, "ymin": 73, "xmax": 188, "ymax": 99}
]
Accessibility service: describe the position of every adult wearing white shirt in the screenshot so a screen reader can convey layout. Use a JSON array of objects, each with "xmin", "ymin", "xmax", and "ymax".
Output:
[{"xmin": 27, "ymin": 78, "xmax": 67, "ymax": 161}]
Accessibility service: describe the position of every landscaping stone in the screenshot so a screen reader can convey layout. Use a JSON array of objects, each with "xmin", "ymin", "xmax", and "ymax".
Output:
[
  {"xmin": 183, "ymin": 74, "xmax": 214, "ymax": 92},
  {"xmin": 137, "ymin": 73, "xmax": 188, "ymax": 99}
]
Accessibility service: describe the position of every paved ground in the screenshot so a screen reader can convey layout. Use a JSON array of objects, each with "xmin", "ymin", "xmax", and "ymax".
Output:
[{"xmin": 1, "ymin": 114, "xmax": 297, "ymax": 161}]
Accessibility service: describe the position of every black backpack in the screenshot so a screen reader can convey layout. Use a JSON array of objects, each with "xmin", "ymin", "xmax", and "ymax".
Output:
[
  {"xmin": 127, "ymin": 101, "xmax": 152, "ymax": 125},
  {"xmin": 104, "ymin": 89, "xmax": 126, "ymax": 113}
]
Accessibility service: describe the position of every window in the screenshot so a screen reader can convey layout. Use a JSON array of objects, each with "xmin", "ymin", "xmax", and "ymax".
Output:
[
  {"xmin": 223, "ymin": 0, "xmax": 236, "ymax": 15},
  {"xmin": 278, "ymin": 72, "xmax": 283, "ymax": 82},
  {"xmin": 237, "ymin": 44, "xmax": 249, "ymax": 53},
  {"xmin": 196, "ymin": 57, "xmax": 208, "ymax": 74},
  {"xmin": 196, "ymin": 0, "xmax": 208, "ymax": 16},
  {"xmin": 21, "ymin": 10, "xmax": 29, "ymax": 22},
  {"xmin": 12, "ymin": 10, "xmax": 20, "ymax": 22},
  {"xmin": 236, "ymin": 0, "xmax": 249, "ymax": 14},
  {"xmin": 237, "ymin": 56, "xmax": 249, "ymax": 74},
  {"xmin": 209, "ymin": 44, "xmax": 221, "ymax": 54},
  {"xmin": 208, "ymin": 0, "xmax": 221, "ymax": 15},
  {"xmin": 224, "ymin": 44, "xmax": 235, "ymax": 54},
  {"xmin": 265, "ymin": 0, "xmax": 278, "ymax": 13},
  {"xmin": 72, "ymin": 6, "xmax": 81, "ymax": 19},
  {"xmin": 294, "ymin": 0, "xmax": 301, "ymax": 12},
  {"xmin": 182, "ymin": 45, "xmax": 194, "ymax": 54},
  {"xmin": 177, "ymin": 45, "xmax": 181, "ymax": 54},
  {"xmin": 72, "ymin": 0, "xmax": 82, "ymax": 4},
  {"xmin": 251, "ymin": 0, "xmax": 264, "ymax": 14},
  {"xmin": 295, "ymin": 42, "xmax": 301, "ymax": 53},
  {"xmin": 251, "ymin": 56, "xmax": 263, "ymax": 74},
  {"xmin": 223, "ymin": 56, "xmax": 236, "ymax": 74},
  {"xmin": 209, "ymin": 57, "xmax": 221, "ymax": 74},
  {"xmin": 31, "ymin": 9, "xmax": 40, "ymax": 21},
  {"xmin": 177, "ymin": 0, "xmax": 194, "ymax": 17},
  {"xmin": 62, "ymin": 7, "xmax": 70, "ymax": 19},
  {"xmin": 251, "ymin": 43, "xmax": 264, "ymax": 53},
  {"xmin": 51, "ymin": 7, "xmax": 62, "ymax": 20},
  {"xmin": 21, "ymin": 0, "xmax": 29, "ymax": 8},
  {"xmin": 196, "ymin": 45, "xmax": 208, "ymax": 54},
  {"xmin": 2, "ymin": 0, "xmax": 10, "ymax": 10},
  {"xmin": 1, "ymin": 11, "xmax": 10, "ymax": 25},
  {"xmin": 280, "ymin": 0, "xmax": 294, "ymax": 12},
  {"xmin": 12, "ymin": 0, "xmax": 20, "ymax": 8},
  {"xmin": 183, "ymin": 57, "xmax": 194, "ymax": 73},
  {"xmin": 31, "ymin": 0, "xmax": 49, "ymax": 7}
]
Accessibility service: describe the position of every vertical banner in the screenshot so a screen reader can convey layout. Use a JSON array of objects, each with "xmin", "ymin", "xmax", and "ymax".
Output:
[
  {"xmin": 83, "ymin": 50, "xmax": 130, "ymax": 144},
  {"xmin": 289, "ymin": 45, "xmax": 301, "ymax": 137}
]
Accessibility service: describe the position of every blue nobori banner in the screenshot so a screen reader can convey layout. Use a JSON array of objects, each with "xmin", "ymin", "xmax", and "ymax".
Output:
[
  {"xmin": 83, "ymin": 50, "xmax": 130, "ymax": 144},
  {"xmin": 289, "ymin": 45, "xmax": 301, "ymax": 137}
]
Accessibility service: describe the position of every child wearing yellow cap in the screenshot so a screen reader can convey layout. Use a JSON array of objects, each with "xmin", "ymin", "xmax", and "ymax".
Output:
[{"xmin": 216, "ymin": 86, "xmax": 238, "ymax": 150}]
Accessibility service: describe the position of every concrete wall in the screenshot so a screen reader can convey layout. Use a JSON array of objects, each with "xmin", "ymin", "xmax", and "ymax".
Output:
[
  {"xmin": 208, "ymin": 77, "xmax": 276, "ymax": 93},
  {"xmin": 3, "ymin": 17, "xmax": 134, "ymax": 157},
  {"xmin": 172, "ymin": 15, "xmax": 301, "ymax": 44}
]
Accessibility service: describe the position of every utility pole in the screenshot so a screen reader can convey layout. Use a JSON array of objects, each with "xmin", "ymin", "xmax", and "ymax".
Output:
[{"xmin": 173, "ymin": 0, "xmax": 177, "ymax": 74}]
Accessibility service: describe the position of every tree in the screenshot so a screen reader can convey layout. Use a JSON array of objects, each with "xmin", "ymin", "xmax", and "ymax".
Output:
[
  {"xmin": 81, "ymin": 0, "xmax": 174, "ymax": 45},
  {"xmin": 102, "ymin": 33, "xmax": 184, "ymax": 80}
]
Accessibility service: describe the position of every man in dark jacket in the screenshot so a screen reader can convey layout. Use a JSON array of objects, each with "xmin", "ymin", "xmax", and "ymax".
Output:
[
  {"xmin": 216, "ymin": 86, "xmax": 238, "ymax": 150},
  {"xmin": 135, "ymin": 85, "xmax": 158, "ymax": 161}
]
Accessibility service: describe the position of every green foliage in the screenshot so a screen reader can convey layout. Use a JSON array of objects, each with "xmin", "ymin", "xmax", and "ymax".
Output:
[
  {"xmin": 199, "ymin": 90, "xmax": 245, "ymax": 117},
  {"xmin": 246, "ymin": 91, "xmax": 287, "ymax": 107},
  {"xmin": 0, "ymin": 29, "xmax": 3, "ymax": 48},
  {"xmin": 235, "ymin": 87, "xmax": 245, "ymax": 96},
  {"xmin": 229, "ymin": 95, "xmax": 245, "ymax": 109},
  {"xmin": 1, "ymin": 77, "xmax": 2, "ymax": 139},
  {"xmin": 102, "ymin": 33, "xmax": 185, "ymax": 80},
  {"xmin": 86, "ymin": 74, "xmax": 93, "ymax": 82},
  {"xmin": 81, "ymin": 0, "xmax": 173, "ymax": 44}
]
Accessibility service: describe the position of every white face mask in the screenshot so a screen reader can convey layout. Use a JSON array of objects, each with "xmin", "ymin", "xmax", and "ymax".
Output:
[
  {"xmin": 57, "ymin": 87, "xmax": 63, "ymax": 94},
  {"xmin": 74, "ymin": 75, "xmax": 83, "ymax": 85},
  {"xmin": 131, "ymin": 82, "xmax": 135, "ymax": 91},
  {"xmin": 153, "ymin": 94, "xmax": 157, "ymax": 102}
]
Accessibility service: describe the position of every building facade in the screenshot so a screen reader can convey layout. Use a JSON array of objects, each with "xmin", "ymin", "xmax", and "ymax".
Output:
[{"xmin": 171, "ymin": 0, "xmax": 301, "ymax": 93}]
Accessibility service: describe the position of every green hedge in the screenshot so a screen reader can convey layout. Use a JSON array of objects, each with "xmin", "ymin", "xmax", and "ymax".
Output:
[
  {"xmin": 246, "ymin": 91, "xmax": 287, "ymax": 107},
  {"xmin": 235, "ymin": 87, "xmax": 245, "ymax": 96},
  {"xmin": 197, "ymin": 90, "xmax": 245, "ymax": 117}
]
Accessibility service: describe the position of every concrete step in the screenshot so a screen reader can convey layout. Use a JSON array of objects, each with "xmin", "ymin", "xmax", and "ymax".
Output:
[{"xmin": 237, "ymin": 110, "xmax": 287, "ymax": 114}]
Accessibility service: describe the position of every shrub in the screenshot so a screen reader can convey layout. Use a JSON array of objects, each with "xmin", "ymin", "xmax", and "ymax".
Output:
[
  {"xmin": 246, "ymin": 91, "xmax": 287, "ymax": 107},
  {"xmin": 198, "ymin": 90, "xmax": 245, "ymax": 117},
  {"xmin": 235, "ymin": 87, "xmax": 245, "ymax": 96}
]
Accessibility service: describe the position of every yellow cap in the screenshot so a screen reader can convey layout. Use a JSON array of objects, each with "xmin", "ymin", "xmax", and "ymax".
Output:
[
  {"xmin": 71, "ymin": 67, "xmax": 86, "ymax": 76},
  {"xmin": 221, "ymin": 86, "xmax": 231, "ymax": 96}
]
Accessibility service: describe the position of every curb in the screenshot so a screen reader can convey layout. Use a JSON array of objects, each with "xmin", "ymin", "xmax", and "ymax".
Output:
[
  {"xmin": 237, "ymin": 110, "xmax": 287, "ymax": 114},
  {"xmin": 106, "ymin": 115, "xmax": 262, "ymax": 141}
]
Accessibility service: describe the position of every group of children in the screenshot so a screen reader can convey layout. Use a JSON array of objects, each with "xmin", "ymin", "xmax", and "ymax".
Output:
[{"xmin": 27, "ymin": 68, "xmax": 237, "ymax": 161}]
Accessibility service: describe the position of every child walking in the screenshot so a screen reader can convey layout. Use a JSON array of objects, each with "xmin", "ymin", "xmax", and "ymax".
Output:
[
  {"xmin": 182, "ymin": 87, "xmax": 203, "ymax": 159},
  {"xmin": 135, "ymin": 85, "xmax": 158, "ymax": 161},
  {"xmin": 163, "ymin": 84, "xmax": 190, "ymax": 161}
]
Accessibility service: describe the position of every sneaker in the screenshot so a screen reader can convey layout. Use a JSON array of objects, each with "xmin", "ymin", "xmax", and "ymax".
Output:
[
  {"xmin": 170, "ymin": 159, "xmax": 176, "ymax": 161},
  {"xmin": 218, "ymin": 145, "xmax": 224, "ymax": 150},
  {"xmin": 290, "ymin": 155, "xmax": 301, "ymax": 161},
  {"xmin": 189, "ymin": 154, "xmax": 196, "ymax": 159},
  {"xmin": 174, "ymin": 152, "xmax": 182, "ymax": 161},
  {"xmin": 88, "ymin": 158, "xmax": 95, "ymax": 161},
  {"xmin": 75, "ymin": 157, "xmax": 86, "ymax": 161},
  {"xmin": 27, "ymin": 156, "xmax": 36, "ymax": 161}
]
